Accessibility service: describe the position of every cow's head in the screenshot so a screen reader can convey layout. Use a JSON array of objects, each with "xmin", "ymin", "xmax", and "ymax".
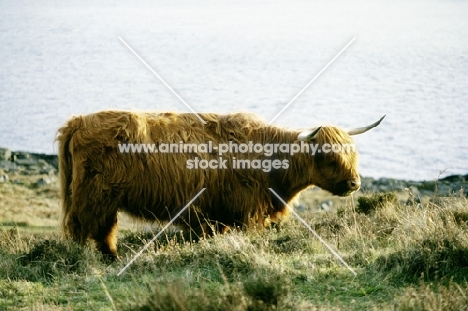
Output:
[{"xmin": 298, "ymin": 115, "xmax": 385, "ymax": 196}]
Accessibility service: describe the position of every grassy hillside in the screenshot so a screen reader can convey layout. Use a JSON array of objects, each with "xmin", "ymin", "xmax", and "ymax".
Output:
[{"xmin": 0, "ymin": 175, "xmax": 467, "ymax": 310}]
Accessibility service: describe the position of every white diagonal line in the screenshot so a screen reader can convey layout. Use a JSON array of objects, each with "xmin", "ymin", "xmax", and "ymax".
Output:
[
  {"xmin": 117, "ymin": 188, "xmax": 206, "ymax": 276},
  {"xmin": 268, "ymin": 188, "xmax": 357, "ymax": 276},
  {"xmin": 269, "ymin": 37, "xmax": 356, "ymax": 124},
  {"xmin": 118, "ymin": 36, "xmax": 206, "ymax": 124}
]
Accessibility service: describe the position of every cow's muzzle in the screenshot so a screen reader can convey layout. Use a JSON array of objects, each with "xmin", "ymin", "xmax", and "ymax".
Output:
[{"xmin": 334, "ymin": 178, "xmax": 361, "ymax": 196}]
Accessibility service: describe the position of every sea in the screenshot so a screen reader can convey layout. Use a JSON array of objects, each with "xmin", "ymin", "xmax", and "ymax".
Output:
[{"xmin": 0, "ymin": 0, "xmax": 467, "ymax": 181}]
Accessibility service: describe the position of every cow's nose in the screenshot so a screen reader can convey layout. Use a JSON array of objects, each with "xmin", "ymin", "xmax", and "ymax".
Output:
[
  {"xmin": 334, "ymin": 178, "xmax": 362, "ymax": 196},
  {"xmin": 348, "ymin": 178, "xmax": 361, "ymax": 190}
]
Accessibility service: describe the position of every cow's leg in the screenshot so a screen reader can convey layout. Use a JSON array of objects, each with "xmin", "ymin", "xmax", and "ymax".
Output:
[
  {"xmin": 64, "ymin": 212, "xmax": 87, "ymax": 244},
  {"xmin": 92, "ymin": 212, "xmax": 119, "ymax": 260}
]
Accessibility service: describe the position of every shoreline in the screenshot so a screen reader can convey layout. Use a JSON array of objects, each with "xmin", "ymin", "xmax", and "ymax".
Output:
[{"xmin": 0, "ymin": 147, "xmax": 466, "ymax": 197}]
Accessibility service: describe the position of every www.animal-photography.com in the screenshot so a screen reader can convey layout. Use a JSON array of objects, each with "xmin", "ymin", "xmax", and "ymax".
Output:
[{"xmin": 1, "ymin": 1, "xmax": 467, "ymax": 310}]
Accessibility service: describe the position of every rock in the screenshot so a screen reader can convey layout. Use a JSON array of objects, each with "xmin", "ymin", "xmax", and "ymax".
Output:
[
  {"xmin": 29, "ymin": 166, "xmax": 40, "ymax": 173},
  {"xmin": 37, "ymin": 159, "xmax": 49, "ymax": 167},
  {"xmin": 378, "ymin": 185, "xmax": 390, "ymax": 192},
  {"xmin": 0, "ymin": 151, "xmax": 58, "ymax": 175},
  {"xmin": 360, "ymin": 176, "xmax": 375, "ymax": 191},
  {"xmin": 40, "ymin": 167, "xmax": 57, "ymax": 175},
  {"xmin": 378, "ymin": 177, "xmax": 390, "ymax": 184},
  {"xmin": 14, "ymin": 158, "xmax": 37, "ymax": 167},
  {"xmin": 30, "ymin": 153, "xmax": 59, "ymax": 170},
  {"xmin": 294, "ymin": 203, "xmax": 307, "ymax": 212},
  {"xmin": 35, "ymin": 176, "xmax": 54, "ymax": 186},
  {"xmin": 404, "ymin": 186, "xmax": 421, "ymax": 205},
  {"xmin": 408, "ymin": 185, "xmax": 421, "ymax": 197},
  {"xmin": 11, "ymin": 151, "xmax": 30, "ymax": 161},
  {"xmin": 420, "ymin": 181, "xmax": 436, "ymax": 191},
  {"xmin": 320, "ymin": 200, "xmax": 333, "ymax": 211},
  {"xmin": 0, "ymin": 174, "xmax": 8, "ymax": 183},
  {"xmin": 356, "ymin": 174, "xmax": 467, "ymax": 197},
  {"xmin": 435, "ymin": 184, "xmax": 452, "ymax": 196},
  {"xmin": 37, "ymin": 159, "xmax": 56, "ymax": 175},
  {"xmin": 0, "ymin": 148, "xmax": 11, "ymax": 161},
  {"xmin": 0, "ymin": 160, "xmax": 17, "ymax": 172}
]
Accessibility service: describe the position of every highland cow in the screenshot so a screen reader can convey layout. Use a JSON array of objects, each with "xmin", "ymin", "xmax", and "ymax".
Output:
[{"xmin": 57, "ymin": 110, "xmax": 384, "ymax": 259}]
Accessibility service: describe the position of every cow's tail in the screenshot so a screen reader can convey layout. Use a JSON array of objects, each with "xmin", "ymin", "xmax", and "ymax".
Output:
[{"xmin": 56, "ymin": 117, "xmax": 80, "ymax": 239}]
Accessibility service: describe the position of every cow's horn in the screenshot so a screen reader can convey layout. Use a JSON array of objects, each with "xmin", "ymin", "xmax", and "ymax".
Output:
[
  {"xmin": 347, "ymin": 115, "xmax": 386, "ymax": 136},
  {"xmin": 298, "ymin": 127, "xmax": 322, "ymax": 141}
]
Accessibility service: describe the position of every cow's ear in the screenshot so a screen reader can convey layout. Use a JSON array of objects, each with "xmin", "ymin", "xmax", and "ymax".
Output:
[{"xmin": 298, "ymin": 127, "xmax": 321, "ymax": 141}]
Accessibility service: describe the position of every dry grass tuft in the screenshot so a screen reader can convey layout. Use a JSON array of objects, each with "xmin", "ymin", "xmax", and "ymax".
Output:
[
  {"xmin": 396, "ymin": 279, "xmax": 468, "ymax": 311},
  {"xmin": 372, "ymin": 196, "xmax": 468, "ymax": 281},
  {"xmin": 356, "ymin": 192, "xmax": 398, "ymax": 214}
]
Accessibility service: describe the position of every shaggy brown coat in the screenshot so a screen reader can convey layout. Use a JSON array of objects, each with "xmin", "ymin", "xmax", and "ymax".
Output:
[{"xmin": 57, "ymin": 110, "xmax": 360, "ymax": 258}]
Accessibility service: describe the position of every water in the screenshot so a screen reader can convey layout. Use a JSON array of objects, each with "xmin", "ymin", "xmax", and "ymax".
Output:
[{"xmin": 1, "ymin": 0, "xmax": 467, "ymax": 180}]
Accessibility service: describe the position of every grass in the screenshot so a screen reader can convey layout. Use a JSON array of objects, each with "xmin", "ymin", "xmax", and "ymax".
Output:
[{"xmin": 0, "ymin": 176, "xmax": 468, "ymax": 310}]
